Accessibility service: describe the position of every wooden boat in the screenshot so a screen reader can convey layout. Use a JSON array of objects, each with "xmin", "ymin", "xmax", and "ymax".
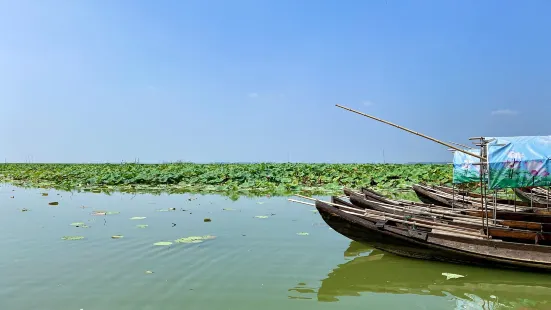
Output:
[
  {"xmin": 411, "ymin": 184, "xmax": 547, "ymax": 213},
  {"xmin": 433, "ymin": 184, "xmax": 537, "ymax": 207},
  {"xmin": 432, "ymin": 184, "xmax": 551, "ymax": 209},
  {"xmin": 356, "ymin": 187, "xmax": 551, "ymax": 227},
  {"xmin": 314, "ymin": 198, "xmax": 551, "ymax": 271},
  {"xmin": 515, "ymin": 187, "xmax": 551, "ymax": 207},
  {"xmin": 342, "ymin": 192, "xmax": 551, "ymax": 243},
  {"xmin": 304, "ymin": 241, "xmax": 551, "ymax": 306}
]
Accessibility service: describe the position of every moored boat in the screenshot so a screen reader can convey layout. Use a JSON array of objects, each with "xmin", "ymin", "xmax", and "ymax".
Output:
[{"xmin": 314, "ymin": 198, "xmax": 551, "ymax": 271}]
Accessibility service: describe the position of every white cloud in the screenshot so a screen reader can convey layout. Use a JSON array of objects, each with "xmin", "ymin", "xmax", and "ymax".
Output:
[
  {"xmin": 491, "ymin": 109, "xmax": 518, "ymax": 116},
  {"xmin": 248, "ymin": 92, "xmax": 259, "ymax": 98},
  {"xmin": 363, "ymin": 100, "xmax": 374, "ymax": 107}
]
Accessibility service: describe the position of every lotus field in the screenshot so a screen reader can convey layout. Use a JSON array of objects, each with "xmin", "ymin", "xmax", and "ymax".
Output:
[{"xmin": 0, "ymin": 163, "xmax": 452, "ymax": 199}]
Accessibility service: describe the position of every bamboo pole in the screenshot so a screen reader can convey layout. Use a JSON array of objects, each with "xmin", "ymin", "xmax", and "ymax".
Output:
[
  {"xmin": 335, "ymin": 104, "xmax": 486, "ymax": 160},
  {"xmin": 449, "ymin": 141, "xmax": 474, "ymax": 149}
]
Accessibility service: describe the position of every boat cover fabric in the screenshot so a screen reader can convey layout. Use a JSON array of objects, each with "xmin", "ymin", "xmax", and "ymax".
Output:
[
  {"xmin": 452, "ymin": 148, "xmax": 481, "ymax": 184},
  {"xmin": 486, "ymin": 136, "xmax": 551, "ymax": 189}
]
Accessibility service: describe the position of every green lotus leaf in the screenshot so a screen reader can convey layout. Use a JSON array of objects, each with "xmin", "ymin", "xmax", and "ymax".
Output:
[
  {"xmin": 136, "ymin": 224, "xmax": 148, "ymax": 228},
  {"xmin": 174, "ymin": 235, "xmax": 216, "ymax": 243},
  {"xmin": 130, "ymin": 216, "xmax": 146, "ymax": 220},
  {"xmin": 61, "ymin": 236, "xmax": 84, "ymax": 240},
  {"xmin": 153, "ymin": 241, "xmax": 172, "ymax": 246}
]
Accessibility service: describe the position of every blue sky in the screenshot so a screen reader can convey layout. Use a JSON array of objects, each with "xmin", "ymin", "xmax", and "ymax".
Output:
[{"xmin": 1, "ymin": 0, "xmax": 550, "ymax": 164}]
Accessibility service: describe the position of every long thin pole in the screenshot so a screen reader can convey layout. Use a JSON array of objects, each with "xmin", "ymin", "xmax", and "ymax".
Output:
[
  {"xmin": 449, "ymin": 141, "xmax": 474, "ymax": 149},
  {"xmin": 452, "ymin": 183, "xmax": 455, "ymax": 211},
  {"xmin": 547, "ymin": 187, "xmax": 549, "ymax": 211},
  {"xmin": 335, "ymin": 104, "xmax": 486, "ymax": 160}
]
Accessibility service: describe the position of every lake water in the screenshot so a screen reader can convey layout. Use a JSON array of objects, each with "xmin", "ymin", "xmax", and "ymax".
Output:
[{"xmin": 2, "ymin": 184, "xmax": 551, "ymax": 310}]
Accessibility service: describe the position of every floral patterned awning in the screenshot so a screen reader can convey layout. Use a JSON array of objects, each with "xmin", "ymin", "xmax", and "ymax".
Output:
[
  {"xmin": 452, "ymin": 148, "xmax": 481, "ymax": 184},
  {"xmin": 486, "ymin": 136, "xmax": 551, "ymax": 189}
]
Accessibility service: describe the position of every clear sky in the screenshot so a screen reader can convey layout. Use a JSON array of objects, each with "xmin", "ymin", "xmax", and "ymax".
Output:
[{"xmin": 1, "ymin": 0, "xmax": 550, "ymax": 164}]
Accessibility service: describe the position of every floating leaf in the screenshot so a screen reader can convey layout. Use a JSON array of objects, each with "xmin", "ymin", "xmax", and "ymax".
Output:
[
  {"xmin": 175, "ymin": 235, "xmax": 216, "ymax": 243},
  {"xmin": 442, "ymin": 273, "xmax": 465, "ymax": 280},
  {"xmin": 70, "ymin": 222, "xmax": 85, "ymax": 226},
  {"xmin": 257, "ymin": 202, "xmax": 265, "ymax": 205},
  {"xmin": 130, "ymin": 216, "xmax": 146, "ymax": 220},
  {"xmin": 310, "ymin": 210, "xmax": 318, "ymax": 213},
  {"xmin": 136, "ymin": 224, "xmax": 149, "ymax": 228},
  {"xmin": 111, "ymin": 235, "xmax": 124, "ymax": 239},
  {"xmin": 254, "ymin": 215, "xmax": 268, "ymax": 219},
  {"xmin": 105, "ymin": 211, "xmax": 120, "ymax": 215},
  {"xmin": 156, "ymin": 208, "xmax": 176, "ymax": 212},
  {"xmin": 48, "ymin": 202, "xmax": 59, "ymax": 206},
  {"xmin": 145, "ymin": 270, "xmax": 154, "ymax": 274},
  {"xmin": 41, "ymin": 193, "xmax": 48, "ymax": 196},
  {"xmin": 296, "ymin": 232, "xmax": 309, "ymax": 236},
  {"xmin": 153, "ymin": 241, "xmax": 172, "ymax": 246},
  {"xmin": 222, "ymin": 208, "xmax": 235, "ymax": 211},
  {"xmin": 21, "ymin": 208, "xmax": 29, "ymax": 212},
  {"xmin": 91, "ymin": 189, "xmax": 101, "ymax": 193},
  {"xmin": 61, "ymin": 236, "xmax": 84, "ymax": 240},
  {"xmin": 204, "ymin": 218, "xmax": 212, "ymax": 222}
]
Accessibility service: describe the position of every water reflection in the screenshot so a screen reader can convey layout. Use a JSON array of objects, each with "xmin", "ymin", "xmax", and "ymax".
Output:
[{"xmin": 290, "ymin": 241, "xmax": 551, "ymax": 309}]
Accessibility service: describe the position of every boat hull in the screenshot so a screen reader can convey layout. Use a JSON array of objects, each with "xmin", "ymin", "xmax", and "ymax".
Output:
[{"xmin": 316, "ymin": 200, "xmax": 551, "ymax": 272}]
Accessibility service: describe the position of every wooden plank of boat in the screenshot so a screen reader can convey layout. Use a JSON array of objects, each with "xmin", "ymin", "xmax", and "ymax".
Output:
[
  {"xmin": 412, "ymin": 184, "xmax": 534, "ymax": 212},
  {"xmin": 357, "ymin": 187, "xmax": 551, "ymax": 230},
  {"xmin": 515, "ymin": 187, "xmax": 551, "ymax": 206},
  {"xmin": 313, "ymin": 199, "xmax": 551, "ymax": 271},
  {"xmin": 346, "ymin": 192, "xmax": 551, "ymax": 242},
  {"xmin": 433, "ymin": 184, "xmax": 549, "ymax": 209}
]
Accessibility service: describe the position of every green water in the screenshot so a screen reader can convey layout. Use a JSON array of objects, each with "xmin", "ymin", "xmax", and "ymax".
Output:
[{"xmin": 2, "ymin": 185, "xmax": 551, "ymax": 310}]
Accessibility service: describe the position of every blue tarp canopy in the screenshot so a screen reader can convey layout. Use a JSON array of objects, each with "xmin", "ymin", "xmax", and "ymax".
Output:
[
  {"xmin": 452, "ymin": 148, "xmax": 481, "ymax": 184},
  {"xmin": 485, "ymin": 136, "xmax": 551, "ymax": 189}
]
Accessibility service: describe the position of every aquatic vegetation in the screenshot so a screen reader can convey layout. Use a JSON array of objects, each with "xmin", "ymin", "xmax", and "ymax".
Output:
[
  {"xmin": 70, "ymin": 222, "xmax": 89, "ymax": 228},
  {"xmin": 92, "ymin": 210, "xmax": 119, "ymax": 216},
  {"xmin": 156, "ymin": 208, "xmax": 176, "ymax": 212},
  {"xmin": 61, "ymin": 236, "xmax": 84, "ymax": 240},
  {"xmin": 130, "ymin": 216, "xmax": 146, "ymax": 220},
  {"xmin": 203, "ymin": 218, "xmax": 212, "ymax": 222},
  {"xmin": 254, "ymin": 215, "xmax": 269, "ymax": 219},
  {"xmin": 442, "ymin": 273, "xmax": 465, "ymax": 280},
  {"xmin": 0, "ymin": 163, "xmax": 452, "ymax": 198},
  {"xmin": 296, "ymin": 232, "xmax": 309, "ymax": 236},
  {"xmin": 174, "ymin": 235, "xmax": 216, "ymax": 244},
  {"xmin": 111, "ymin": 235, "xmax": 124, "ymax": 239},
  {"xmin": 153, "ymin": 241, "xmax": 173, "ymax": 246},
  {"xmin": 136, "ymin": 224, "xmax": 149, "ymax": 228},
  {"xmin": 48, "ymin": 202, "xmax": 59, "ymax": 206}
]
